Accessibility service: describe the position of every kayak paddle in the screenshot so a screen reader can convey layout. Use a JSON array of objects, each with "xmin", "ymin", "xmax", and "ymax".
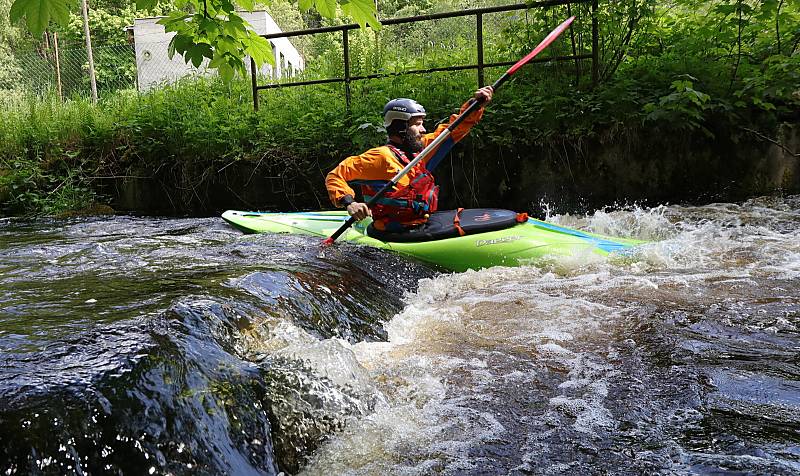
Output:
[{"xmin": 322, "ymin": 16, "xmax": 576, "ymax": 246}]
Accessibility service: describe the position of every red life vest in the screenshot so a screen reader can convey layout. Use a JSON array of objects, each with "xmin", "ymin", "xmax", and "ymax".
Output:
[{"xmin": 360, "ymin": 145, "xmax": 439, "ymax": 229}]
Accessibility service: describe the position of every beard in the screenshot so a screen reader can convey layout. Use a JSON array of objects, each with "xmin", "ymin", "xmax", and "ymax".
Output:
[{"xmin": 402, "ymin": 129, "xmax": 424, "ymax": 154}]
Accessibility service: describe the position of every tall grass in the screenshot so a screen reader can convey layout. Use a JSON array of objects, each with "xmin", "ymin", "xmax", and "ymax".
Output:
[{"xmin": 0, "ymin": 71, "xmax": 481, "ymax": 214}]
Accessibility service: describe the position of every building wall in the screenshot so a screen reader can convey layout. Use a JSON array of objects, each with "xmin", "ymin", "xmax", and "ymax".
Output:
[{"xmin": 132, "ymin": 12, "xmax": 304, "ymax": 91}]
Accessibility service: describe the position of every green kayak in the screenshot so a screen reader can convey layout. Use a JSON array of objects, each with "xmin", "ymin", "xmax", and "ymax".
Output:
[{"xmin": 222, "ymin": 209, "xmax": 645, "ymax": 272}]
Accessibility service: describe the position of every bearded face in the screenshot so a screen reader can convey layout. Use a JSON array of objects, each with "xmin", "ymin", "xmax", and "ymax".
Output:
[
  {"xmin": 400, "ymin": 117, "xmax": 426, "ymax": 153},
  {"xmin": 402, "ymin": 127, "xmax": 424, "ymax": 153}
]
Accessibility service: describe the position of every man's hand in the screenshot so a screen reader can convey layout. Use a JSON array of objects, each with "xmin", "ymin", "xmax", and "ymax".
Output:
[
  {"xmin": 346, "ymin": 202, "xmax": 372, "ymax": 221},
  {"xmin": 474, "ymin": 86, "xmax": 494, "ymax": 104}
]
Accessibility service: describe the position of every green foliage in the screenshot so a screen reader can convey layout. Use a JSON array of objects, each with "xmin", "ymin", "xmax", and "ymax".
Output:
[
  {"xmin": 0, "ymin": 69, "xmax": 479, "ymax": 214},
  {"xmin": 0, "ymin": 94, "xmax": 106, "ymax": 214},
  {"xmin": 734, "ymin": 54, "xmax": 800, "ymax": 113},
  {"xmin": 0, "ymin": 154, "xmax": 97, "ymax": 214},
  {"xmin": 62, "ymin": 1, "xmax": 138, "ymax": 44},
  {"xmin": 643, "ymin": 76, "xmax": 712, "ymax": 132},
  {"xmin": 8, "ymin": 0, "xmax": 379, "ymax": 82},
  {"xmin": 9, "ymin": 0, "xmax": 73, "ymax": 36},
  {"xmin": 158, "ymin": 3, "xmax": 271, "ymax": 82},
  {"xmin": 154, "ymin": 0, "xmax": 377, "ymax": 82},
  {"xmin": 0, "ymin": 43, "xmax": 21, "ymax": 89}
]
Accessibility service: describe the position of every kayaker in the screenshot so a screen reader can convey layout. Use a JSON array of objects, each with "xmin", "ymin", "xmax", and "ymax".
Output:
[{"xmin": 325, "ymin": 87, "xmax": 493, "ymax": 234}]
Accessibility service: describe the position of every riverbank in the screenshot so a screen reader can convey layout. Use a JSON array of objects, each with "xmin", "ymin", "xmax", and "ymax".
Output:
[{"xmin": 1, "ymin": 67, "xmax": 798, "ymax": 216}]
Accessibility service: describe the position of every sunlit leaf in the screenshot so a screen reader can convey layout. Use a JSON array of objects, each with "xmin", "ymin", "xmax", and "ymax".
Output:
[
  {"xmin": 217, "ymin": 35, "xmax": 240, "ymax": 55},
  {"xmin": 298, "ymin": 0, "xmax": 313, "ymax": 12},
  {"xmin": 218, "ymin": 62, "xmax": 234, "ymax": 83},
  {"xmin": 10, "ymin": 0, "xmax": 72, "ymax": 36},
  {"xmin": 340, "ymin": 0, "xmax": 380, "ymax": 30},
  {"xmin": 199, "ymin": 17, "xmax": 222, "ymax": 39},
  {"xmin": 208, "ymin": 53, "xmax": 227, "ymax": 69},
  {"xmin": 245, "ymin": 35, "xmax": 274, "ymax": 66},
  {"xmin": 236, "ymin": 0, "xmax": 255, "ymax": 11},
  {"xmin": 313, "ymin": 0, "xmax": 336, "ymax": 19}
]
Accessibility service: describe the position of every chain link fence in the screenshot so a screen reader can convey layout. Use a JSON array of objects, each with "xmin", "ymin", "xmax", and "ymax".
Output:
[
  {"xmin": 2, "ymin": 4, "xmax": 591, "ymax": 103},
  {"xmin": 3, "ymin": 38, "xmax": 234, "ymax": 99},
  {"xmin": 7, "ymin": 43, "xmax": 136, "ymax": 98},
  {"xmin": 5, "ymin": 40, "xmax": 287, "ymax": 99}
]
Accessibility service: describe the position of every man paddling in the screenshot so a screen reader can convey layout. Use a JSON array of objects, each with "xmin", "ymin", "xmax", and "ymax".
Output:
[{"xmin": 326, "ymin": 87, "xmax": 493, "ymax": 235}]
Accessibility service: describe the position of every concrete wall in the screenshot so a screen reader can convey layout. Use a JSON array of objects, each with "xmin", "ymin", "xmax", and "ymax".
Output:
[
  {"xmin": 108, "ymin": 122, "xmax": 800, "ymax": 216},
  {"xmin": 132, "ymin": 11, "xmax": 304, "ymax": 91}
]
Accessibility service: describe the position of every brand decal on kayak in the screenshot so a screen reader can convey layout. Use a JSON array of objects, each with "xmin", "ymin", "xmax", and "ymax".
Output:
[{"xmin": 475, "ymin": 236, "xmax": 521, "ymax": 247}]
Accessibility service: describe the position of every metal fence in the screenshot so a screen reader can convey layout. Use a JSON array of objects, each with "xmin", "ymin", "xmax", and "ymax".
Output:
[
  {"xmin": 251, "ymin": 0, "xmax": 597, "ymax": 111},
  {"xmin": 2, "ymin": 1, "xmax": 596, "ymax": 103},
  {"xmin": 5, "ymin": 39, "xmax": 210, "ymax": 99},
  {"xmin": 8, "ymin": 44, "xmax": 135, "ymax": 98}
]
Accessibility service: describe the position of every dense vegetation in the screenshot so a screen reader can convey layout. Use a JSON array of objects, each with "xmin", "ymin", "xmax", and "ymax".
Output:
[{"xmin": 1, "ymin": 0, "xmax": 798, "ymax": 215}]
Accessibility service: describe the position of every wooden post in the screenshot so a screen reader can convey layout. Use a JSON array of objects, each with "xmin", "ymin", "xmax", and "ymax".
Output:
[
  {"xmin": 80, "ymin": 0, "xmax": 98, "ymax": 103},
  {"xmin": 53, "ymin": 32, "xmax": 63, "ymax": 101}
]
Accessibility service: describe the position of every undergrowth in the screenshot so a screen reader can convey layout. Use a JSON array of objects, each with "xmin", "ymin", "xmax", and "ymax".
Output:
[{"xmin": 0, "ymin": 52, "xmax": 798, "ymax": 215}]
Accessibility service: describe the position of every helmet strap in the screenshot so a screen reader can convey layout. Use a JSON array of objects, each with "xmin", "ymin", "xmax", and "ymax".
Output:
[{"xmin": 386, "ymin": 120, "xmax": 407, "ymax": 139}]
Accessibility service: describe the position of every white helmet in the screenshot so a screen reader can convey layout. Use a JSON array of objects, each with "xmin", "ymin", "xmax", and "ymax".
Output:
[{"xmin": 383, "ymin": 98, "xmax": 426, "ymax": 128}]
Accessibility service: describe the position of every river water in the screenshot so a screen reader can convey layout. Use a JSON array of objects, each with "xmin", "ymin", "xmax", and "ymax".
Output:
[{"xmin": 1, "ymin": 196, "xmax": 799, "ymax": 475}]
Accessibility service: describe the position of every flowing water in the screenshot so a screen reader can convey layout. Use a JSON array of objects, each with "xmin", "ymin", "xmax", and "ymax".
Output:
[{"xmin": 1, "ymin": 196, "xmax": 799, "ymax": 475}]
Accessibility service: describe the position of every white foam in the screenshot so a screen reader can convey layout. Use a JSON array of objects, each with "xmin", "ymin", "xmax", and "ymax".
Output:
[{"xmin": 292, "ymin": 199, "xmax": 800, "ymax": 471}]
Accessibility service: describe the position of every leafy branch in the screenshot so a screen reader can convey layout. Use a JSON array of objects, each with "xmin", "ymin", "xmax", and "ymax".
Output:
[{"xmin": 8, "ymin": 0, "xmax": 380, "ymax": 81}]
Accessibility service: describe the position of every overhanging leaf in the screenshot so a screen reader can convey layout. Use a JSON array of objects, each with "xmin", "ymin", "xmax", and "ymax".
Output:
[
  {"xmin": 186, "ymin": 42, "xmax": 213, "ymax": 68},
  {"xmin": 313, "ymin": 0, "xmax": 336, "ymax": 19},
  {"xmin": 10, "ymin": 0, "xmax": 72, "ymax": 36},
  {"xmin": 208, "ymin": 52, "xmax": 227, "ymax": 69},
  {"xmin": 218, "ymin": 62, "xmax": 234, "ymax": 83},
  {"xmin": 217, "ymin": 35, "xmax": 240, "ymax": 55},
  {"xmin": 245, "ymin": 35, "xmax": 274, "ymax": 66},
  {"xmin": 298, "ymin": 0, "xmax": 313, "ymax": 12},
  {"xmin": 168, "ymin": 34, "xmax": 192, "ymax": 59},
  {"xmin": 340, "ymin": 0, "xmax": 380, "ymax": 30},
  {"xmin": 236, "ymin": 0, "xmax": 255, "ymax": 11}
]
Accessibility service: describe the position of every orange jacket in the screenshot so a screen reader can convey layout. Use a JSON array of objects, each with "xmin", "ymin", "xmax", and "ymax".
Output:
[{"xmin": 326, "ymin": 100, "xmax": 485, "ymax": 208}]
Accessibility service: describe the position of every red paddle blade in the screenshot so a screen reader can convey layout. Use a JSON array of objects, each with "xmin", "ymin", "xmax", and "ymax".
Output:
[
  {"xmin": 507, "ymin": 16, "xmax": 575, "ymax": 76},
  {"xmin": 321, "ymin": 237, "xmax": 335, "ymax": 247}
]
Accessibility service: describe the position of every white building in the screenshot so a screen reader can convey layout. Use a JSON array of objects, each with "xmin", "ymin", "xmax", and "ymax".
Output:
[{"xmin": 128, "ymin": 11, "xmax": 304, "ymax": 91}]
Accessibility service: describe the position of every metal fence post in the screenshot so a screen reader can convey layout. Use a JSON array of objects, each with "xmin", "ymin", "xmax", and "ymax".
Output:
[
  {"xmin": 343, "ymin": 29, "xmax": 351, "ymax": 115},
  {"xmin": 592, "ymin": 0, "xmax": 599, "ymax": 85},
  {"xmin": 251, "ymin": 57, "xmax": 260, "ymax": 111},
  {"xmin": 477, "ymin": 13, "xmax": 485, "ymax": 88},
  {"xmin": 248, "ymin": 3, "xmax": 594, "ymax": 110}
]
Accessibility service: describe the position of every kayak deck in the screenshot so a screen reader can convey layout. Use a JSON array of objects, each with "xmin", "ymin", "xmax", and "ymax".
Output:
[{"xmin": 221, "ymin": 210, "xmax": 645, "ymax": 271}]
